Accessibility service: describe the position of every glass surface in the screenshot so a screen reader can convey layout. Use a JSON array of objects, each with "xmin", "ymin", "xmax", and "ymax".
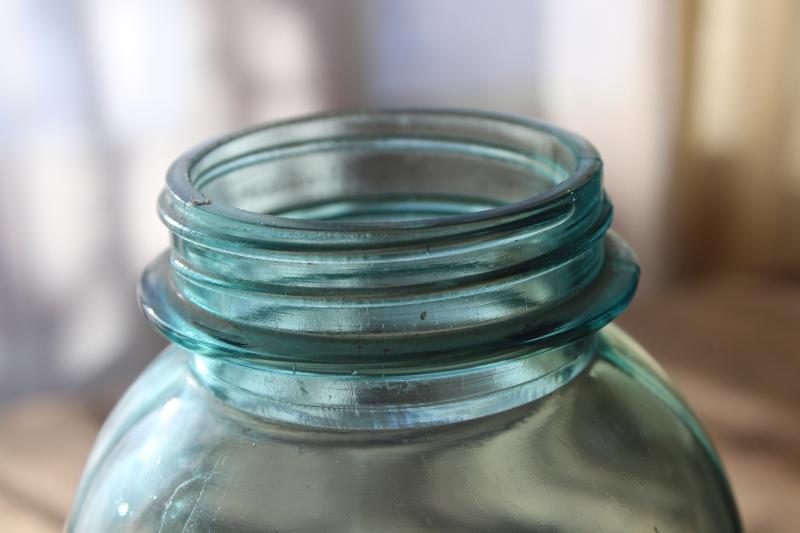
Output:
[{"xmin": 67, "ymin": 110, "xmax": 741, "ymax": 531}]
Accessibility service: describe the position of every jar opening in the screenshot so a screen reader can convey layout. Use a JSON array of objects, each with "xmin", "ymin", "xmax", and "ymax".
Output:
[
  {"xmin": 143, "ymin": 110, "xmax": 638, "ymax": 374},
  {"xmin": 193, "ymin": 135, "xmax": 570, "ymax": 222},
  {"xmin": 167, "ymin": 109, "xmax": 601, "ymax": 232}
]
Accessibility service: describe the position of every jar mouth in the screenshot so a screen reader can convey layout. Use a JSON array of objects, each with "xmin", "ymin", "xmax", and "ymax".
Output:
[
  {"xmin": 144, "ymin": 109, "xmax": 637, "ymax": 374},
  {"xmin": 165, "ymin": 109, "xmax": 601, "ymax": 235}
]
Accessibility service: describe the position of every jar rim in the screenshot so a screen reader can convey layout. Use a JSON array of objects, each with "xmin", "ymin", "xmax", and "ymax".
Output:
[{"xmin": 165, "ymin": 108, "xmax": 602, "ymax": 234}]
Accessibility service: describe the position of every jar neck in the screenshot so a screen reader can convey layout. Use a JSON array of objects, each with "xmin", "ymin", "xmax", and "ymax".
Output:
[
  {"xmin": 189, "ymin": 334, "xmax": 597, "ymax": 429},
  {"xmin": 140, "ymin": 110, "xmax": 639, "ymax": 375}
]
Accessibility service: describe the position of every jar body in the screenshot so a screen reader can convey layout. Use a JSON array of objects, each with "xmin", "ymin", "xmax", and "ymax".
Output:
[{"xmin": 67, "ymin": 325, "xmax": 739, "ymax": 532}]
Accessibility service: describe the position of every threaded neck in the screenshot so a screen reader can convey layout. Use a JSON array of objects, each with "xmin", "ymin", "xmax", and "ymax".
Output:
[{"xmin": 140, "ymin": 110, "xmax": 638, "ymax": 374}]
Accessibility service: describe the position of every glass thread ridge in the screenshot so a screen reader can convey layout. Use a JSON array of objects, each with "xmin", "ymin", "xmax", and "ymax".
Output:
[{"xmin": 139, "ymin": 110, "xmax": 639, "ymax": 374}]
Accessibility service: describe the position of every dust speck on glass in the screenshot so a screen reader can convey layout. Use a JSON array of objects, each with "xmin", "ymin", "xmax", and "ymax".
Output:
[{"xmin": 67, "ymin": 110, "xmax": 741, "ymax": 532}]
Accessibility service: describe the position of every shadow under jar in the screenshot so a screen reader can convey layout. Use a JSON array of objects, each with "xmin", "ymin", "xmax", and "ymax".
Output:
[{"xmin": 67, "ymin": 110, "xmax": 741, "ymax": 532}]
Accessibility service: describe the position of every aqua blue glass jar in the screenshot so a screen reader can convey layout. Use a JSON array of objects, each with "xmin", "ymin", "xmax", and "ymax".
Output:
[{"xmin": 67, "ymin": 110, "xmax": 741, "ymax": 532}]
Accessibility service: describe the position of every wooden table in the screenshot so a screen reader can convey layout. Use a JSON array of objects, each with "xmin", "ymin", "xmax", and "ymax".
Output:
[{"xmin": 1, "ymin": 275, "xmax": 797, "ymax": 532}]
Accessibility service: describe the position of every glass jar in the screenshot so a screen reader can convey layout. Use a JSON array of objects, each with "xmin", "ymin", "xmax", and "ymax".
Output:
[{"xmin": 67, "ymin": 110, "xmax": 741, "ymax": 532}]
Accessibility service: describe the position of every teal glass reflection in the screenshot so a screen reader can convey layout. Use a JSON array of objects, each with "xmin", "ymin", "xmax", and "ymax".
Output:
[{"xmin": 67, "ymin": 110, "xmax": 741, "ymax": 532}]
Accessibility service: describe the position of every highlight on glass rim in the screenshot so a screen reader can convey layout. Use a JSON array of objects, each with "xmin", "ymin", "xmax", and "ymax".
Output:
[{"xmin": 2, "ymin": 2, "xmax": 798, "ymax": 532}]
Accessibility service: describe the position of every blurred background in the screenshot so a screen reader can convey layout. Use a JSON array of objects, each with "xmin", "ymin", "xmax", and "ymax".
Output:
[{"xmin": 0, "ymin": 0, "xmax": 797, "ymax": 531}]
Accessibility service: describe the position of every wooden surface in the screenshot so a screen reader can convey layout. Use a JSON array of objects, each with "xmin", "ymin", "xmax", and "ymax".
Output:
[
  {"xmin": 1, "ymin": 275, "xmax": 798, "ymax": 532},
  {"xmin": 0, "ymin": 400, "xmax": 97, "ymax": 532}
]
